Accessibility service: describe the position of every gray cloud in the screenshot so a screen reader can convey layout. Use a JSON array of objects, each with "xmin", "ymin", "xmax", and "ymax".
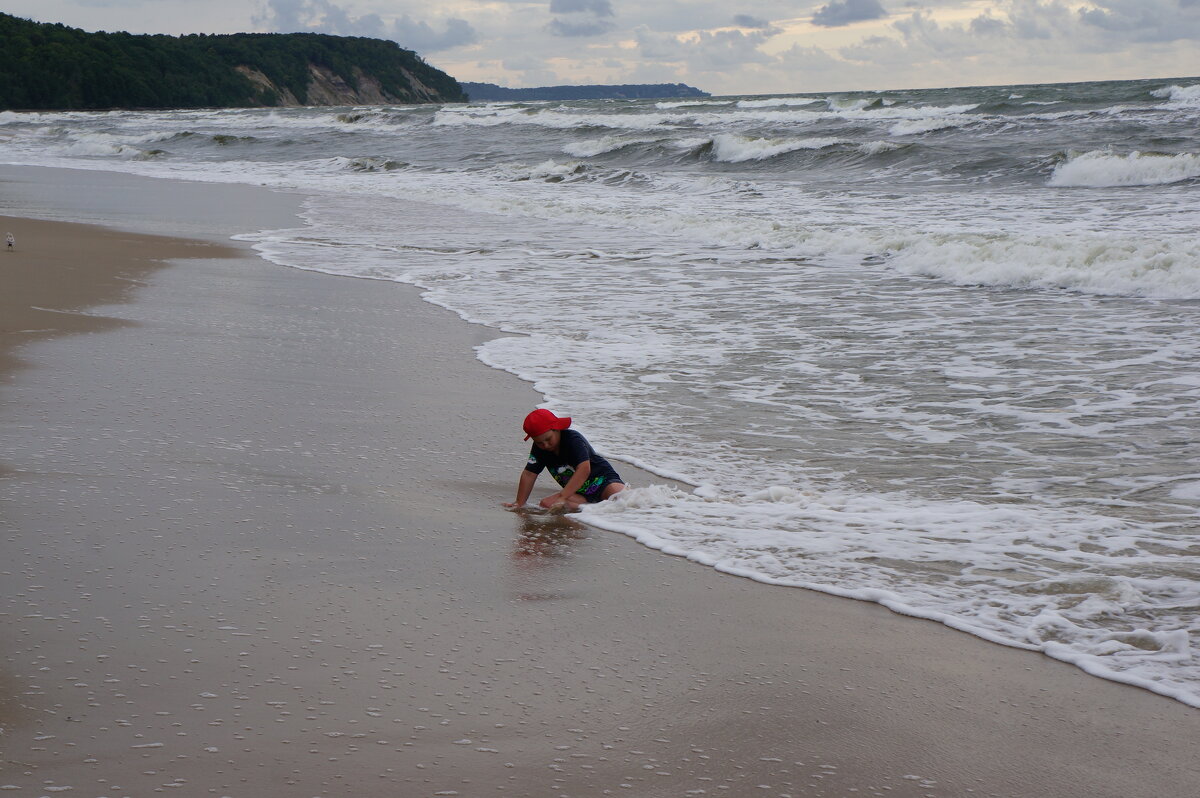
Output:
[
  {"xmin": 812, "ymin": 0, "xmax": 888, "ymax": 28},
  {"xmin": 634, "ymin": 24, "xmax": 779, "ymax": 72},
  {"xmin": 547, "ymin": 18, "xmax": 616, "ymax": 36},
  {"xmin": 546, "ymin": 0, "xmax": 616, "ymax": 38},
  {"xmin": 254, "ymin": 0, "xmax": 477, "ymax": 52},
  {"xmin": 732, "ymin": 14, "xmax": 771, "ymax": 29},
  {"xmin": 549, "ymin": 0, "xmax": 615, "ymax": 16},
  {"xmin": 73, "ymin": 0, "xmax": 147, "ymax": 7},
  {"xmin": 968, "ymin": 15, "xmax": 1007, "ymax": 37},
  {"xmin": 1077, "ymin": 0, "xmax": 1200, "ymax": 42},
  {"xmin": 832, "ymin": 0, "xmax": 1200, "ymax": 85},
  {"xmin": 13, "ymin": 0, "xmax": 1200, "ymax": 95},
  {"xmin": 393, "ymin": 16, "xmax": 478, "ymax": 51},
  {"xmin": 501, "ymin": 54, "xmax": 559, "ymax": 86}
]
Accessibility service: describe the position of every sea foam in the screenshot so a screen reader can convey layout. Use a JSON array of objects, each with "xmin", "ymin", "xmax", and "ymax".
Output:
[
  {"xmin": 7, "ymin": 86, "xmax": 1200, "ymax": 710},
  {"xmin": 1049, "ymin": 150, "xmax": 1200, "ymax": 187},
  {"xmin": 710, "ymin": 133, "xmax": 846, "ymax": 162},
  {"xmin": 735, "ymin": 97, "xmax": 822, "ymax": 108},
  {"xmin": 1151, "ymin": 83, "xmax": 1200, "ymax": 106}
]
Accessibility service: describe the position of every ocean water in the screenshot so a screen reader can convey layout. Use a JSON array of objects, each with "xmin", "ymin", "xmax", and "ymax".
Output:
[{"xmin": 3, "ymin": 77, "xmax": 1199, "ymax": 707}]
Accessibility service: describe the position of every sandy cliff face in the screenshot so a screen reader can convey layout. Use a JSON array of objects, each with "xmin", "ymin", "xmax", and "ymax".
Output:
[
  {"xmin": 235, "ymin": 66, "xmax": 300, "ymax": 105},
  {"xmin": 235, "ymin": 63, "xmax": 445, "ymax": 106}
]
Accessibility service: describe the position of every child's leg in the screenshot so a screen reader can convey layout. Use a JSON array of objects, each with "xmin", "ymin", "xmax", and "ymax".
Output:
[{"xmin": 600, "ymin": 482, "xmax": 625, "ymax": 501}]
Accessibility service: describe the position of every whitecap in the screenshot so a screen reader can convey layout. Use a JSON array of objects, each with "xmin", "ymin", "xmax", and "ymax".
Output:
[
  {"xmin": 710, "ymin": 133, "xmax": 846, "ymax": 162},
  {"xmin": 1049, "ymin": 150, "xmax": 1200, "ymax": 188},
  {"xmin": 883, "ymin": 230, "xmax": 1200, "ymax": 299},
  {"xmin": 655, "ymin": 99, "xmax": 734, "ymax": 109},
  {"xmin": 1151, "ymin": 83, "xmax": 1200, "ymax": 106},
  {"xmin": 735, "ymin": 97, "xmax": 822, "ymax": 108},
  {"xmin": 858, "ymin": 140, "xmax": 902, "ymax": 155},
  {"xmin": 563, "ymin": 136, "xmax": 655, "ymax": 158},
  {"xmin": 434, "ymin": 106, "xmax": 675, "ymax": 131},
  {"xmin": 888, "ymin": 116, "xmax": 973, "ymax": 136}
]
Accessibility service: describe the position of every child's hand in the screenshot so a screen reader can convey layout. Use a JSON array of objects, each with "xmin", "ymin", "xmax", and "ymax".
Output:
[
  {"xmin": 539, "ymin": 493, "xmax": 567, "ymax": 510},
  {"xmin": 502, "ymin": 501, "xmax": 523, "ymax": 509}
]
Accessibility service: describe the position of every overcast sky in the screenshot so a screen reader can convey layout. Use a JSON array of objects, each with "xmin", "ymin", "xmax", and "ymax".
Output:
[{"xmin": 7, "ymin": 1, "xmax": 1200, "ymax": 94}]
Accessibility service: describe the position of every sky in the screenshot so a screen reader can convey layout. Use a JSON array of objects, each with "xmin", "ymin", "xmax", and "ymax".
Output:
[{"xmin": 5, "ymin": 0, "xmax": 1200, "ymax": 95}]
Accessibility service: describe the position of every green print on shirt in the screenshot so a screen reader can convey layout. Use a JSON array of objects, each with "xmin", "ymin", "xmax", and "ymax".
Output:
[{"xmin": 551, "ymin": 466, "xmax": 604, "ymax": 495}]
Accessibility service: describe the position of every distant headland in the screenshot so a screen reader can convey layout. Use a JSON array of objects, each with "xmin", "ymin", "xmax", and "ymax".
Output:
[
  {"xmin": 461, "ymin": 82, "xmax": 709, "ymax": 102},
  {"xmin": 0, "ymin": 13, "xmax": 465, "ymax": 110},
  {"xmin": 0, "ymin": 13, "xmax": 710, "ymax": 112}
]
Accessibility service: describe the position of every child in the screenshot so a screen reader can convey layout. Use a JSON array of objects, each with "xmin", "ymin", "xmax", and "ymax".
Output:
[
  {"xmin": 5, "ymin": 232, "xmax": 13, "ymax": 250},
  {"xmin": 503, "ymin": 409, "xmax": 625, "ymax": 511}
]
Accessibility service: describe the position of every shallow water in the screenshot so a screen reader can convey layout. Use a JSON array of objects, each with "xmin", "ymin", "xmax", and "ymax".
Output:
[{"xmin": 3, "ymin": 75, "xmax": 1198, "ymax": 705}]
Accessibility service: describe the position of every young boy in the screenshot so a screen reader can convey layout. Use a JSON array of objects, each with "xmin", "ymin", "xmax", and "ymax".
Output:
[{"xmin": 503, "ymin": 409, "xmax": 625, "ymax": 511}]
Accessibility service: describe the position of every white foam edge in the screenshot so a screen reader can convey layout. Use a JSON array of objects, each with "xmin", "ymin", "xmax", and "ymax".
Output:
[
  {"xmin": 241, "ymin": 221, "xmax": 720, "ymax": 495},
  {"xmin": 229, "ymin": 192, "xmax": 1200, "ymax": 710},
  {"xmin": 575, "ymin": 499, "xmax": 1200, "ymax": 709}
]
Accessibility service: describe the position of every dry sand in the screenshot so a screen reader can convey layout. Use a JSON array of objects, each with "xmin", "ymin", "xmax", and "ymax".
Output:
[{"xmin": 1, "ymin": 168, "xmax": 1198, "ymax": 798}]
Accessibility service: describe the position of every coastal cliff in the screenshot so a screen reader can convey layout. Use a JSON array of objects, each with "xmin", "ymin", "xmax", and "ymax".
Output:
[
  {"xmin": 233, "ymin": 61, "xmax": 451, "ymax": 106},
  {"xmin": 0, "ymin": 13, "xmax": 464, "ymax": 110}
]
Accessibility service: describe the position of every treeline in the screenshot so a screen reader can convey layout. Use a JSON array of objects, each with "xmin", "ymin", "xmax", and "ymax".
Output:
[
  {"xmin": 462, "ymin": 82, "xmax": 709, "ymax": 102},
  {"xmin": 0, "ymin": 13, "xmax": 465, "ymax": 110}
]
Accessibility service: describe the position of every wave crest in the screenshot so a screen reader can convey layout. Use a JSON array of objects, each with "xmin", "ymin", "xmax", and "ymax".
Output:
[
  {"xmin": 1049, "ymin": 150, "xmax": 1200, "ymax": 187},
  {"xmin": 563, "ymin": 135, "xmax": 657, "ymax": 158},
  {"xmin": 735, "ymin": 97, "xmax": 822, "ymax": 108},
  {"xmin": 885, "ymin": 231, "xmax": 1200, "ymax": 299},
  {"xmin": 1151, "ymin": 83, "xmax": 1200, "ymax": 107},
  {"xmin": 710, "ymin": 133, "xmax": 846, "ymax": 162}
]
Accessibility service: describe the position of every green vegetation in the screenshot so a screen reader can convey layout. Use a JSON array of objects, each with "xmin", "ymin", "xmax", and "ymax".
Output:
[{"xmin": 0, "ymin": 13, "xmax": 465, "ymax": 110}]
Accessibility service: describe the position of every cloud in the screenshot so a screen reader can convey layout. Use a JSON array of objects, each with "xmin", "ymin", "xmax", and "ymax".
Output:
[
  {"xmin": 1077, "ymin": 0, "xmax": 1200, "ymax": 42},
  {"xmin": 549, "ymin": 0, "xmax": 615, "ymax": 16},
  {"xmin": 254, "ymin": 0, "xmax": 477, "ymax": 52},
  {"xmin": 547, "ymin": 0, "xmax": 617, "ymax": 37},
  {"xmin": 826, "ymin": 0, "xmax": 1200, "ymax": 88},
  {"xmin": 547, "ymin": 18, "xmax": 616, "ymax": 37},
  {"xmin": 72, "ymin": 0, "xmax": 146, "ymax": 7},
  {"xmin": 24, "ymin": 0, "xmax": 1197, "ymax": 94},
  {"xmin": 393, "ymin": 16, "xmax": 479, "ymax": 52},
  {"xmin": 732, "ymin": 14, "xmax": 772, "ymax": 29},
  {"xmin": 500, "ymin": 54, "xmax": 560, "ymax": 86},
  {"xmin": 811, "ymin": 0, "xmax": 888, "ymax": 28},
  {"xmin": 634, "ymin": 24, "xmax": 780, "ymax": 71}
]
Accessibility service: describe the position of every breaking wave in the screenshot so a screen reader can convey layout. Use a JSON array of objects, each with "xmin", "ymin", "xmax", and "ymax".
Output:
[
  {"xmin": 1151, "ymin": 83, "xmax": 1200, "ymax": 107},
  {"xmin": 1049, "ymin": 150, "xmax": 1200, "ymax": 187},
  {"xmin": 735, "ymin": 97, "xmax": 822, "ymax": 108},
  {"xmin": 710, "ymin": 133, "xmax": 847, "ymax": 162}
]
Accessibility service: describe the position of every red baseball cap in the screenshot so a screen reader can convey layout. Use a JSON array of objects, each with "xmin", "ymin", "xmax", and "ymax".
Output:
[{"xmin": 523, "ymin": 408, "xmax": 572, "ymax": 440}]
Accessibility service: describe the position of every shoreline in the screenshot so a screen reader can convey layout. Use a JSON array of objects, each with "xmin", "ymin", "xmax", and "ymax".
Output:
[
  {"xmin": 1, "ymin": 166, "xmax": 1197, "ymax": 797},
  {"xmin": 0, "ymin": 214, "xmax": 238, "ymax": 375}
]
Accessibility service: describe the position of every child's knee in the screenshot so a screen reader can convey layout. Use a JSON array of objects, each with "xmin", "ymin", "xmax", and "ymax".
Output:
[{"xmin": 602, "ymin": 482, "xmax": 625, "ymax": 500}]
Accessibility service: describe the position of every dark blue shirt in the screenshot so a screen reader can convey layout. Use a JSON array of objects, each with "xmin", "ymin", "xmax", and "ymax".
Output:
[{"xmin": 525, "ymin": 429, "xmax": 622, "ymax": 496}]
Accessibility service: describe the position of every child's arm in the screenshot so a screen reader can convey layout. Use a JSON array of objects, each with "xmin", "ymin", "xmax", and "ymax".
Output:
[
  {"xmin": 542, "ymin": 460, "xmax": 591, "ymax": 507},
  {"xmin": 503, "ymin": 469, "xmax": 539, "ymax": 508}
]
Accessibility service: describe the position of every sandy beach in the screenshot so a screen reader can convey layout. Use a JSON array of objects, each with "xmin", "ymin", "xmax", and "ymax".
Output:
[{"xmin": 1, "ymin": 167, "xmax": 1198, "ymax": 798}]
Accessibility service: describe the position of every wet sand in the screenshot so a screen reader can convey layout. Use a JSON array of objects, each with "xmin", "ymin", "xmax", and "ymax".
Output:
[
  {"xmin": 1, "ymin": 168, "xmax": 1198, "ymax": 798},
  {"xmin": 0, "ymin": 214, "xmax": 235, "ymax": 376}
]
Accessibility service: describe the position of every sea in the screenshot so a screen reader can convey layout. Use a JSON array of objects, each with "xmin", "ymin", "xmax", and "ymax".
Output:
[{"xmin": 2, "ymin": 77, "xmax": 1199, "ymax": 708}]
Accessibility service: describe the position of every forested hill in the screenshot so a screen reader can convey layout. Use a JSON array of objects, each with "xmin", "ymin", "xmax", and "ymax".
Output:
[
  {"xmin": 0, "ymin": 13, "xmax": 465, "ymax": 110},
  {"xmin": 462, "ymin": 82, "xmax": 709, "ymax": 102}
]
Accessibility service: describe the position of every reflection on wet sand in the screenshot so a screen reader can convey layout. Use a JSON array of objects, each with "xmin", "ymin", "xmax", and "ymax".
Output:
[{"xmin": 509, "ymin": 508, "xmax": 588, "ymax": 601}]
